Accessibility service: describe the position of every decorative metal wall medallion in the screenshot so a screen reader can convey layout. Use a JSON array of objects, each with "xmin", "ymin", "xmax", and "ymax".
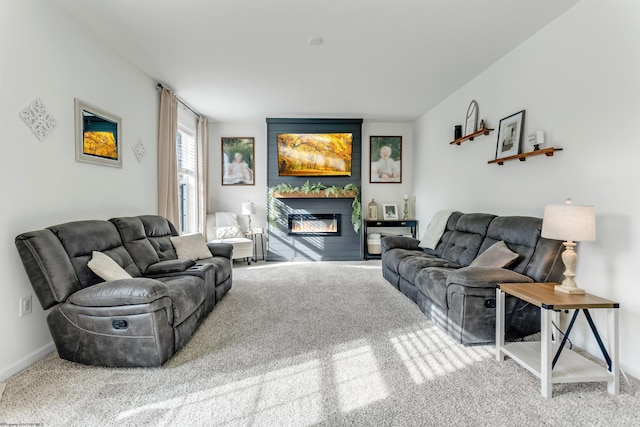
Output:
[
  {"xmin": 19, "ymin": 98, "xmax": 57, "ymax": 141},
  {"xmin": 132, "ymin": 138, "xmax": 146, "ymax": 162}
]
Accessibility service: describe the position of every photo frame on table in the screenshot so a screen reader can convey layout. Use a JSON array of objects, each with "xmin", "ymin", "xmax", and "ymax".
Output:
[
  {"xmin": 370, "ymin": 135, "xmax": 402, "ymax": 183},
  {"xmin": 383, "ymin": 204, "xmax": 398, "ymax": 220},
  {"xmin": 495, "ymin": 110, "xmax": 525, "ymax": 159},
  {"xmin": 221, "ymin": 137, "xmax": 255, "ymax": 185},
  {"xmin": 75, "ymin": 99, "xmax": 122, "ymax": 168}
]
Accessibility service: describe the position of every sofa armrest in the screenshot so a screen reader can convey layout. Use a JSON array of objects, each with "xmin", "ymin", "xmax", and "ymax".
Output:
[
  {"xmin": 446, "ymin": 266, "xmax": 533, "ymax": 289},
  {"xmin": 67, "ymin": 278, "xmax": 170, "ymax": 307},
  {"xmin": 381, "ymin": 236, "xmax": 420, "ymax": 253},
  {"xmin": 206, "ymin": 242, "xmax": 233, "ymax": 259},
  {"xmin": 145, "ymin": 258, "xmax": 196, "ymax": 275}
]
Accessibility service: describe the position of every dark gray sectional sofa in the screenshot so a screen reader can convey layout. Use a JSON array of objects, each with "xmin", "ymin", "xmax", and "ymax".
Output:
[
  {"xmin": 381, "ymin": 212, "xmax": 565, "ymax": 345},
  {"xmin": 15, "ymin": 215, "xmax": 232, "ymax": 367}
]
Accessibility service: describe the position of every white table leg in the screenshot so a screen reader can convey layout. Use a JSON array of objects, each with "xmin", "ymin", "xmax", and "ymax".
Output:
[
  {"xmin": 608, "ymin": 308, "xmax": 620, "ymax": 395},
  {"xmin": 541, "ymin": 307, "xmax": 553, "ymax": 399},
  {"xmin": 496, "ymin": 288, "xmax": 505, "ymax": 362}
]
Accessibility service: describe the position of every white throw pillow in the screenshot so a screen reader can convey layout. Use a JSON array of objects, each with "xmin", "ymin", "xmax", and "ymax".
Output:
[
  {"xmin": 87, "ymin": 251, "xmax": 132, "ymax": 281},
  {"xmin": 170, "ymin": 233, "xmax": 212, "ymax": 260},
  {"xmin": 216, "ymin": 226, "xmax": 241, "ymax": 239}
]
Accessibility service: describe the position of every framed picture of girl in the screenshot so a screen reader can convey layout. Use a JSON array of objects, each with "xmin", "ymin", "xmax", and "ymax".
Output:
[
  {"xmin": 370, "ymin": 136, "xmax": 402, "ymax": 183},
  {"xmin": 222, "ymin": 137, "xmax": 255, "ymax": 185}
]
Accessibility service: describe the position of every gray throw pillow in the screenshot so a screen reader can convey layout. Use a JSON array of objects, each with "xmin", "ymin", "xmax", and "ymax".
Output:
[{"xmin": 470, "ymin": 241, "xmax": 519, "ymax": 268}]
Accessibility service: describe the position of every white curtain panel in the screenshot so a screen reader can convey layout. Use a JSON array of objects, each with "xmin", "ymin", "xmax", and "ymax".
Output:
[
  {"xmin": 197, "ymin": 116, "xmax": 209, "ymax": 235},
  {"xmin": 157, "ymin": 88, "xmax": 179, "ymax": 227}
]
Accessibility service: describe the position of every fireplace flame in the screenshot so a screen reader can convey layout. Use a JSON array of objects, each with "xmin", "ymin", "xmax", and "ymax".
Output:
[{"xmin": 291, "ymin": 219, "xmax": 337, "ymax": 234}]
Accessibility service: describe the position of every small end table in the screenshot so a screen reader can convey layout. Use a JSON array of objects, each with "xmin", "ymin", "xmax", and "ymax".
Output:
[
  {"xmin": 496, "ymin": 282, "xmax": 619, "ymax": 399},
  {"xmin": 244, "ymin": 228, "xmax": 265, "ymax": 261}
]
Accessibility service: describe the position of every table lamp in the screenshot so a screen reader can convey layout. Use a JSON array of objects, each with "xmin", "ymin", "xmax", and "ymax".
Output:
[
  {"xmin": 241, "ymin": 201, "xmax": 256, "ymax": 232},
  {"xmin": 541, "ymin": 199, "xmax": 596, "ymax": 294}
]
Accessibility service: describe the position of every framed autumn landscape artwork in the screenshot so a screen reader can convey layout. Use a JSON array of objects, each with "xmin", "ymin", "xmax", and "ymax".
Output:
[
  {"xmin": 75, "ymin": 99, "xmax": 122, "ymax": 167},
  {"xmin": 277, "ymin": 133, "xmax": 353, "ymax": 176}
]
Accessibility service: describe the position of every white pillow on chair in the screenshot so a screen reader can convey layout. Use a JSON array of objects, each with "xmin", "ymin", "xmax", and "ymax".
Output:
[{"xmin": 216, "ymin": 226, "xmax": 242, "ymax": 239}]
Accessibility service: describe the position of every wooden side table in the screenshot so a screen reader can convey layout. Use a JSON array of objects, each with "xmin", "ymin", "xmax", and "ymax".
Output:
[{"xmin": 496, "ymin": 282, "xmax": 619, "ymax": 399}]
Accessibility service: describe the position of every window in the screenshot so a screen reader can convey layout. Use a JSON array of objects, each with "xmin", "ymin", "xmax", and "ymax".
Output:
[{"xmin": 177, "ymin": 124, "xmax": 197, "ymax": 234}]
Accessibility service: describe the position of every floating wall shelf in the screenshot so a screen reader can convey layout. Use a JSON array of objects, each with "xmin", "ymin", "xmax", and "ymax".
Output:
[
  {"xmin": 488, "ymin": 147, "xmax": 563, "ymax": 165},
  {"xmin": 449, "ymin": 128, "xmax": 494, "ymax": 145}
]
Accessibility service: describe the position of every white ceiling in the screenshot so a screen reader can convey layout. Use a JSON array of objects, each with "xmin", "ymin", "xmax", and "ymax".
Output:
[{"xmin": 54, "ymin": 0, "xmax": 579, "ymax": 122}]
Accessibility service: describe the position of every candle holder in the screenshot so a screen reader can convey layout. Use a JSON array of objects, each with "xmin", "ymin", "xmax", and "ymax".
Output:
[{"xmin": 403, "ymin": 196, "xmax": 409, "ymax": 220}]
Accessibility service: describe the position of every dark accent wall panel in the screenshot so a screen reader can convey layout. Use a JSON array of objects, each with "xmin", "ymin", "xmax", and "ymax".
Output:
[{"xmin": 266, "ymin": 118, "xmax": 363, "ymax": 261}]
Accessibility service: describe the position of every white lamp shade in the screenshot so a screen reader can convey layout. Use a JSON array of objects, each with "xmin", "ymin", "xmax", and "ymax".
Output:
[
  {"xmin": 241, "ymin": 201, "xmax": 256, "ymax": 215},
  {"xmin": 541, "ymin": 203, "xmax": 596, "ymax": 241}
]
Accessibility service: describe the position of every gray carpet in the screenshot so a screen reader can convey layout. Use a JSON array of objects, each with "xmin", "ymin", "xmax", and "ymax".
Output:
[{"xmin": 1, "ymin": 261, "xmax": 639, "ymax": 426}]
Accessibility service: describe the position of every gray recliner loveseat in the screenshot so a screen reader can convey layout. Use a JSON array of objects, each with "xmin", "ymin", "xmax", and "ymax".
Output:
[
  {"xmin": 15, "ymin": 215, "xmax": 232, "ymax": 367},
  {"xmin": 381, "ymin": 212, "xmax": 565, "ymax": 345}
]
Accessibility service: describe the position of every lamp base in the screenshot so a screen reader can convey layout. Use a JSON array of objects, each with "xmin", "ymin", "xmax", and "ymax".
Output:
[{"xmin": 555, "ymin": 283, "xmax": 586, "ymax": 295}]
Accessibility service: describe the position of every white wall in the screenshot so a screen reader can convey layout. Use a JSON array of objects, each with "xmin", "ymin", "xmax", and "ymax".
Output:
[
  {"xmin": 208, "ymin": 120, "xmax": 415, "ymax": 244},
  {"xmin": 413, "ymin": 0, "xmax": 640, "ymax": 378},
  {"xmin": 0, "ymin": 0, "xmax": 158, "ymax": 380},
  {"xmin": 209, "ymin": 120, "xmax": 268, "ymax": 233}
]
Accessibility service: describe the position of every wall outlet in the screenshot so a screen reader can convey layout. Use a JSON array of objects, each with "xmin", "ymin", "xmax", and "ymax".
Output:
[{"xmin": 19, "ymin": 295, "xmax": 32, "ymax": 317}]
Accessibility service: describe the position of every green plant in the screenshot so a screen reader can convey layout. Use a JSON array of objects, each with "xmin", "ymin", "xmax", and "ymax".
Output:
[
  {"xmin": 325, "ymin": 185, "xmax": 340, "ymax": 198},
  {"xmin": 300, "ymin": 180, "xmax": 313, "ymax": 194},
  {"xmin": 269, "ymin": 181, "xmax": 362, "ymax": 233}
]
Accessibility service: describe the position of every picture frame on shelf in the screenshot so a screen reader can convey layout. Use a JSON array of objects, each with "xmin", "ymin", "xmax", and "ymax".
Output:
[
  {"xmin": 75, "ymin": 99, "xmax": 122, "ymax": 168},
  {"xmin": 222, "ymin": 137, "xmax": 255, "ymax": 185},
  {"xmin": 464, "ymin": 100, "xmax": 478, "ymax": 136},
  {"xmin": 370, "ymin": 135, "xmax": 402, "ymax": 183},
  {"xmin": 383, "ymin": 204, "xmax": 398, "ymax": 220},
  {"xmin": 495, "ymin": 110, "xmax": 525, "ymax": 159}
]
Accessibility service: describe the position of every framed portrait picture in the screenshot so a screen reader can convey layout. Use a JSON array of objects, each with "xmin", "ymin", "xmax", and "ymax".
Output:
[
  {"xmin": 495, "ymin": 110, "xmax": 525, "ymax": 159},
  {"xmin": 222, "ymin": 137, "xmax": 255, "ymax": 185},
  {"xmin": 383, "ymin": 204, "xmax": 398, "ymax": 220},
  {"xmin": 370, "ymin": 136, "xmax": 402, "ymax": 183},
  {"xmin": 75, "ymin": 99, "xmax": 122, "ymax": 167}
]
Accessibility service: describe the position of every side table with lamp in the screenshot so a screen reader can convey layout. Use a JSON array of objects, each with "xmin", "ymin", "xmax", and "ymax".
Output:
[{"xmin": 496, "ymin": 199, "xmax": 619, "ymax": 398}]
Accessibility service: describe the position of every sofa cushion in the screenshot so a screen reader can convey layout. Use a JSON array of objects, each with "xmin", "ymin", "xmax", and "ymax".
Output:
[
  {"xmin": 171, "ymin": 234, "xmax": 213, "ymax": 260},
  {"xmin": 87, "ymin": 251, "xmax": 132, "ymax": 281},
  {"xmin": 68, "ymin": 278, "xmax": 169, "ymax": 307},
  {"xmin": 157, "ymin": 275, "xmax": 205, "ymax": 326},
  {"xmin": 138, "ymin": 215, "xmax": 179, "ymax": 260},
  {"xmin": 446, "ymin": 266, "xmax": 534, "ymax": 288},
  {"xmin": 48, "ymin": 220, "xmax": 141, "ymax": 288},
  {"xmin": 382, "ymin": 248, "xmax": 428, "ymax": 274},
  {"xmin": 470, "ymin": 241, "xmax": 519, "ymax": 268},
  {"xmin": 110, "ymin": 217, "xmax": 161, "ymax": 273},
  {"xmin": 438, "ymin": 213, "xmax": 496, "ymax": 266},
  {"xmin": 197, "ymin": 257, "xmax": 232, "ymax": 284},
  {"xmin": 414, "ymin": 267, "xmax": 455, "ymax": 310},
  {"xmin": 398, "ymin": 254, "xmax": 460, "ymax": 284},
  {"xmin": 145, "ymin": 259, "xmax": 196, "ymax": 275}
]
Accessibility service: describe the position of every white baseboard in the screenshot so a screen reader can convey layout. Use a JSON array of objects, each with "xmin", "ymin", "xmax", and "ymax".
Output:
[{"xmin": 0, "ymin": 342, "xmax": 55, "ymax": 382}]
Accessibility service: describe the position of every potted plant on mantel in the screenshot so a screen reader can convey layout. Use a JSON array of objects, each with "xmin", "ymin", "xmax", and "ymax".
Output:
[{"xmin": 268, "ymin": 181, "xmax": 362, "ymax": 233}]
